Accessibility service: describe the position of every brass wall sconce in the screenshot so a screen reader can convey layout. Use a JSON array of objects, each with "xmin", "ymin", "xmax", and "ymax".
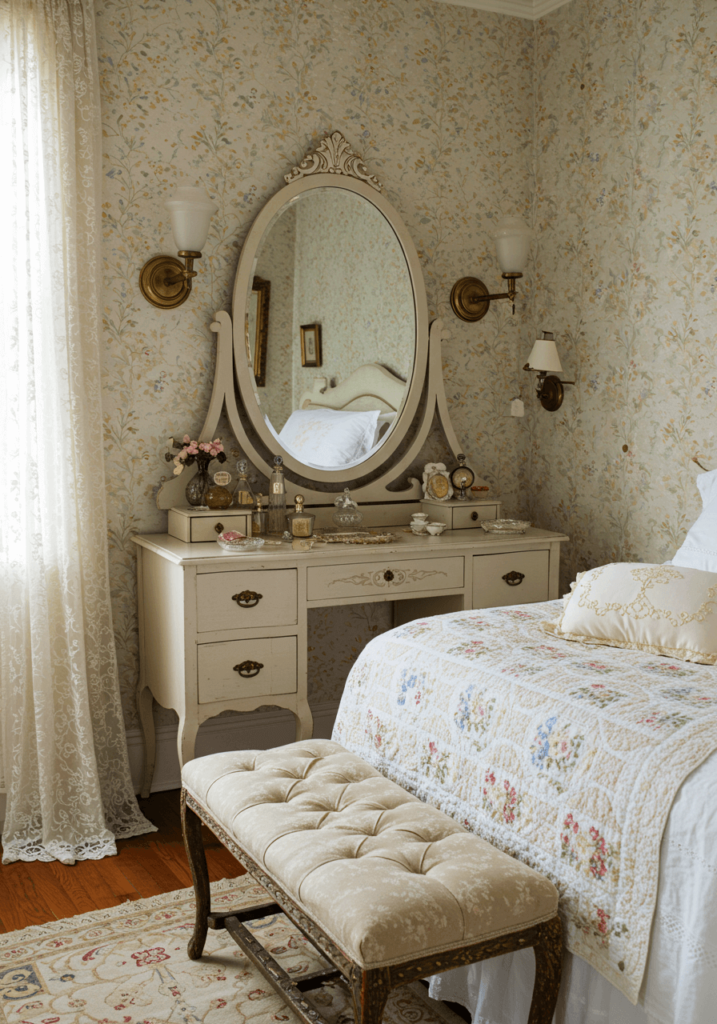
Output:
[
  {"xmin": 523, "ymin": 332, "xmax": 575, "ymax": 411},
  {"xmin": 450, "ymin": 215, "xmax": 533, "ymax": 322},
  {"xmin": 139, "ymin": 185, "xmax": 218, "ymax": 309}
]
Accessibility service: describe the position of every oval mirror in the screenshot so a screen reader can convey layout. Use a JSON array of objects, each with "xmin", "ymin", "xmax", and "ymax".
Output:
[{"xmin": 232, "ymin": 164, "xmax": 428, "ymax": 486}]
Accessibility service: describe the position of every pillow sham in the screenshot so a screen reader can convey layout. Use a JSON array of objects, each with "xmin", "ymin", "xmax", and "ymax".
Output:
[
  {"xmin": 278, "ymin": 408, "xmax": 380, "ymax": 470},
  {"xmin": 670, "ymin": 468, "xmax": 717, "ymax": 572},
  {"xmin": 544, "ymin": 562, "xmax": 717, "ymax": 665}
]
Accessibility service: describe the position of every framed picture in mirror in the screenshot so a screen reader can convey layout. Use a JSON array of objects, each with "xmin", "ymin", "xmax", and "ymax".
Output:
[
  {"xmin": 300, "ymin": 323, "xmax": 322, "ymax": 368},
  {"xmin": 248, "ymin": 276, "xmax": 270, "ymax": 387}
]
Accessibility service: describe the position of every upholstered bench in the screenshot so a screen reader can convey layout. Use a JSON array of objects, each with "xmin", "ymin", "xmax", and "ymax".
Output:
[{"xmin": 181, "ymin": 739, "xmax": 562, "ymax": 1024}]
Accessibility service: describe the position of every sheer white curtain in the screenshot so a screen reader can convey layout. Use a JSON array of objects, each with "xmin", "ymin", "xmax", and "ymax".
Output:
[{"xmin": 0, "ymin": 0, "xmax": 155, "ymax": 863}]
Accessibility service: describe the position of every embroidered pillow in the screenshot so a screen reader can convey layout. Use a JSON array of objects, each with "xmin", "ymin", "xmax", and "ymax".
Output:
[
  {"xmin": 670, "ymin": 468, "xmax": 717, "ymax": 572},
  {"xmin": 278, "ymin": 408, "xmax": 380, "ymax": 469},
  {"xmin": 544, "ymin": 563, "xmax": 717, "ymax": 665}
]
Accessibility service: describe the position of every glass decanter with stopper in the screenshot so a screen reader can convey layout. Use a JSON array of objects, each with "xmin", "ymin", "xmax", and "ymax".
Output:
[
  {"xmin": 267, "ymin": 456, "xmax": 287, "ymax": 535},
  {"xmin": 232, "ymin": 459, "xmax": 256, "ymax": 510}
]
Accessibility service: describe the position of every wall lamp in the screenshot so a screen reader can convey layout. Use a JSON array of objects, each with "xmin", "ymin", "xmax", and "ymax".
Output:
[
  {"xmin": 139, "ymin": 185, "xmax": 218, "ymax": 309},
  {"xmin": 524, "ymin": 331, "xmax": 575, "ymax": 411},
  {"xmin": 450, "ymin": 216, "xmax": 533, "ymax": 322}
]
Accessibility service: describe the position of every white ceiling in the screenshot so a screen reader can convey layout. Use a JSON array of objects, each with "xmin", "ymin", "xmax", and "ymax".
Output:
[{"xmin": 433, "ymin": 0, "xmax": 573, "ymax": 20}]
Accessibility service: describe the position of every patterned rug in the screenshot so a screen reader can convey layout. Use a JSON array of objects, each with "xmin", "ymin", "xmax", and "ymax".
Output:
[{"xmin": 0, "ymin": 875, "xmax": 465, "ymax": 1024}]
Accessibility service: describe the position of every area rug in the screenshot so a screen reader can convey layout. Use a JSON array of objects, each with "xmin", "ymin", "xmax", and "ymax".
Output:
[{"xmin": 0, "ymin": 875, "xmax": 465, "ymax": 1024}]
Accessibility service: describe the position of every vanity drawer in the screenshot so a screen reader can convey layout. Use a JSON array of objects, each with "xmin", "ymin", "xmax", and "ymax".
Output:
[
  {"xmin": 197, "ymin": 636, "xmax": 297, "ymax": 703},
  {"xmin": 168, "ymin": 507, "xmax": 250, "ymax": 543},
  {"xmin": 420, "ymin": 499, "xmax": 500, "ymax": 530},
  {"xmin": 308, "ymin": 557, "xmax": 464, "ymax": 601},
  {"xmin": 472, "ymin": 549, "xmax": 549, "ymax": 608},
  {"xmin": 196, "ymin": 569, "xmax": 298, "ymax": 632},
  {"xmin": 452, "ymin": 504, "xmax": 500, "ymax": 529}
]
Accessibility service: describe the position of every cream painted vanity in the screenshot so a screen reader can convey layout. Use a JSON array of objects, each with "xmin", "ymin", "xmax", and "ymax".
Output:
[{"xmin": 136, "ymin": 134, "xmax": 568, "ymax": 796}]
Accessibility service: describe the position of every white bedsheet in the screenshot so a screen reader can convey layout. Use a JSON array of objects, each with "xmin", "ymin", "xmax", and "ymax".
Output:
[{"xmin": 428, "ymin": 748, "xmax": 717, "ymax": 1024}]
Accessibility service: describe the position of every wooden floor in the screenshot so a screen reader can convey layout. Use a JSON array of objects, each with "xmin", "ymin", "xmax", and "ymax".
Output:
[{"xmin": 0, "ymin": 789, "xmax": 245, "ymax": 935}]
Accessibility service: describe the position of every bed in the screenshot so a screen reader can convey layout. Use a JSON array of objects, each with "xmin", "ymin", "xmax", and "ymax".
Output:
[{"xmin": 332, "ymin": 598, "xmax": 717, "ymax": 1024}]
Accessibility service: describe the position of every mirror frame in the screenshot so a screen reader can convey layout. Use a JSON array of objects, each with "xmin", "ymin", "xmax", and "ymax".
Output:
[{"xmin": 231, "ymin": 158, "xmax": 429, "ymax": 487}]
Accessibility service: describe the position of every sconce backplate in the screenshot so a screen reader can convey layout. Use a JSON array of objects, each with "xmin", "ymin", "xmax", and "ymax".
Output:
[
  {"xmin": 139, "ymin": 255, "xmax": 192, "ymax": 309},
  {"xmin": 539, "ymin": 375, "xmax": 564, "ymax": 412},
  {"xmin": 450, "ymin": 276, "xmax": 490, "ymax": 322}
]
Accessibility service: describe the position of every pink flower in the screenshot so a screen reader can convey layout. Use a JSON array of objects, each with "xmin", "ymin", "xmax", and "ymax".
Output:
[{"xmin": 183, "ymin": 434, "xmax": 191, "ymax": 443}]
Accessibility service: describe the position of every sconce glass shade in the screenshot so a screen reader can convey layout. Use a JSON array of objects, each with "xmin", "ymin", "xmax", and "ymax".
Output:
[
  {"xmin": 493, "ymin": 215, "xmax": 533, "ymax": 274},
  {"xmin": 527, "ymin": 337, "xmax": 563, "ymax": 373},
  {"xmin": 165, "ymin": 185, "xmax": 218, "ymax": 251}
]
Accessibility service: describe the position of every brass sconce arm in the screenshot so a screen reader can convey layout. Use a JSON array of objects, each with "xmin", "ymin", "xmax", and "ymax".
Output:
[
  {"xmin": 450, "ymin": 273, "xmax": 522, "ymax": 322},
  {"xmin": 139, "ymin": 250, "xmax": 202, "ymax": 309}
]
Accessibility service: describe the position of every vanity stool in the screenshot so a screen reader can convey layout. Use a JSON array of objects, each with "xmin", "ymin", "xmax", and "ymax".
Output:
[{"xmin": 181, "ymin": 739, "xmax": 562, "ymax": 1024}]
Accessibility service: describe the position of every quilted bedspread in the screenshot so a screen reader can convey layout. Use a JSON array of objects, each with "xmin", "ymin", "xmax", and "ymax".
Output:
[{"xmin": 332, "ymin": 600, "xmax": 717, "ymax": 1003}]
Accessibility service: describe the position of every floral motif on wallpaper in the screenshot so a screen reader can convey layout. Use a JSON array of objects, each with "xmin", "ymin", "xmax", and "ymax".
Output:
[{"xmin": 97, "ymin": 0, "xmax": 535, "ymax": 728}]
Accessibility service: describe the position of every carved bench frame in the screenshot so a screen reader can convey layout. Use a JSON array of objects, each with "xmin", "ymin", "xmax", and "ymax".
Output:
[{"xmin": 181, "ymin": 789, "xmax": 563, "ymax": 1024}]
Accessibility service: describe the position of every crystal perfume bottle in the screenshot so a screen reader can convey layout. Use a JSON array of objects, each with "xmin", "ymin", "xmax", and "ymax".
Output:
[
  {"xmin": 233, "ymin": 459, "xmax": 256, "ymax": 510},
  {"xmin": 286, "ymin": 494, "xmax": 315, "ymax": 538},
  {"xmin": 267, "ymin": 456, "xmax": 287, "ymax": 535}
]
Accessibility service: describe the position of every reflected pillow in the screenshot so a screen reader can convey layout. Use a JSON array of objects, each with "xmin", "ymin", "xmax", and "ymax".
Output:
[
  {"xmin": 279, "ymin": 408, "xmax": 380, "ymax": 470},
  {"xmin": 670, "ymin": 468, "xmax": 717, "ymax": 572},
  {"xmin": 543, "ymin": 562, "xmax": 717, "ymax": 665}
]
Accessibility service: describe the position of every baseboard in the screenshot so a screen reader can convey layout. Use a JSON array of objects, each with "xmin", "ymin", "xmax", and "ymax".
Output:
[
  {"xmin": 0, "ymin": 702, "xmax": 340, "ymax": 831},
  {"xmin": 126, "ymin": 701, "xmax": 341, "ymax": 795}
]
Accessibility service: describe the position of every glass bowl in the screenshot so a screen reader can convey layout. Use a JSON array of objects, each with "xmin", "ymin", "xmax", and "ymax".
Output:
[
  {"xmin": 332, "ymin": 509, "xmax": 364, "ymax": 529},
  {"xmin": 480, "ymin": 519, "xmax": 531, "ymax": 535},
  {"xmin": 216, "ymin": 535, "xmax": 265, "ymax": 553}
]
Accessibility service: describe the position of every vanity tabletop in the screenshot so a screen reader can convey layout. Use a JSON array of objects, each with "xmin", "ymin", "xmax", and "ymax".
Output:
[{"xmin": 132, "ymin": 526, "xmax": 569, "ymax": 568}]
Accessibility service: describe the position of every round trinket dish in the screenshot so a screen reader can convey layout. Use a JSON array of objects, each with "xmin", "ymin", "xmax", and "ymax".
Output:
[
  {"xmin": 216, "ymin": 533, "xmax": 265, "ymax": 552},
  {"xmin": 426, "ymin": 522, "xmax": 447, "ymax": 536}
]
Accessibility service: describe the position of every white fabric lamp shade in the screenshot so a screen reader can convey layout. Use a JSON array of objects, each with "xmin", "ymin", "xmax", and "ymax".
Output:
[
  {"xmin": 527, "ymin": 338, "xmax": 563, "ymax": 373},
  {"xmin": 492, "ymin": 215, "xmax": 533, "ymax": 274},
  {"xmin": 165, "ymin": 185, "xmax": 218, "ymax": 251}
]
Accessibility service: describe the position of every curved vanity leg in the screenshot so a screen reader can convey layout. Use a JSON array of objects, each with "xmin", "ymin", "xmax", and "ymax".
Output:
[
  {"xmin": 292, "ymin": 702, "xmax": 314, "ymax": 741},
  {"xmin": 177, "ymin": 713, "xmax": 200, "ymax": 771},
  {"xmin": 138, "ymin": 685, "xmax": 156, "ymax": 799}
]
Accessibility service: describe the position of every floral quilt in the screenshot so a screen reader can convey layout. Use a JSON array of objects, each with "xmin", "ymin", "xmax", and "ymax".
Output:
[{"xmin": 332, "ymin": 600, "xmax": 717, "ymax": 1003}]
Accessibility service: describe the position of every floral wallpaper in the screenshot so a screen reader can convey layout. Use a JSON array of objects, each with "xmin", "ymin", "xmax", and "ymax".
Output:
[
  {"xmin": 528, "ymin": 0, "xmax": 717, "ymax": 590},
  {"xmin": 97, "ymin": 0, "xmax": 535, "ymax": 730}
]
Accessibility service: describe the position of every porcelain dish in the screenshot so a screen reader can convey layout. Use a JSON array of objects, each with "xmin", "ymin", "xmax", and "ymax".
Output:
[{"xmin": 480, "ymin": 519, "xmax": 531, "ymax": 535}]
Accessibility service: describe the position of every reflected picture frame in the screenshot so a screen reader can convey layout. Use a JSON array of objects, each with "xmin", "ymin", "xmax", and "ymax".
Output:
[
  {"xmin": 300, "ymin": 323, "xmax": 322, "ymax": 368},
  {"xmin": 250, "ymin": 276, "xmax": 270, "ymax": 387}
]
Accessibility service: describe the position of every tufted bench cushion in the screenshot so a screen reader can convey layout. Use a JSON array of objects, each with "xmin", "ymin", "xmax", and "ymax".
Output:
[{"xmin": 182, "ymin": 738, "xmax": 558, "ymax": 970}]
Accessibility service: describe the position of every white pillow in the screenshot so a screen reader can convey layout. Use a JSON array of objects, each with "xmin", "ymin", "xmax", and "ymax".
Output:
[
  {"xmin": 544, "ymin": 562, "xmax": 717, "ymax": 665},
  {"xmin": 278, "ymin": 408, "xmax": 380, "ymax": 469},
  {"xmin": 671, "ymin": 468, "xmax": 717, "ymax": 572}
]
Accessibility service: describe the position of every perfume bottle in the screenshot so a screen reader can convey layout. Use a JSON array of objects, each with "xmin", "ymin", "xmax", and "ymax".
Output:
[
  {"xmin": 252, "ymin": 493, "xmax": 267, "ymax": 536},
  {"xmin": 267, "ymin": 456, "xmax": 287, "ymax": 535},
  {"xmin": 204, "ymin": 470, "xmax": 233, "ymax": 509},
  {"xmin": 286, "ymin": 494, "xmax": 315, "ymax": 538},
  {"xmin": 233, "ymin": 459, "xmax": 256, "ymax": 510}
]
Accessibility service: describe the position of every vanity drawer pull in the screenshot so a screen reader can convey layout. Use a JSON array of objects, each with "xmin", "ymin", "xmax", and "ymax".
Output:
[
  {"xmin": 471, "ymin": 511, "xmax": 479, "ymax": 521},
  {"xmin": 232, "ymin": 590, "xmax": 263, "ymax": 608},
  {"xmin": 214, "ymin": 522, "xmax": 224, "ymax": 534},
  {"xmin": 234, "ymin": 660, "xmax": 264, "ymax": 678},
  {"xmin": 383, "ymin": 569, "xmax": 395, "ymax": 582},
  {"xmin": 502, "ymin": 571, "xmax": 525, "ymax": 586}
]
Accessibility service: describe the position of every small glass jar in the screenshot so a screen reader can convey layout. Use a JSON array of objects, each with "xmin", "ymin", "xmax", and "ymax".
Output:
[
  {"xmin": 204, "ymin": 470, "xmax": 233, "ymax": 509},
  {"xmin": 252, "ymin": 493, "xmax": 267, "ymax": 536}
]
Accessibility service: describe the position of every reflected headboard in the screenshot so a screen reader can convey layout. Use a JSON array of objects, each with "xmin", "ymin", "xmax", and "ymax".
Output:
[{"xmin": 298, "ymin": 362, "xmax": 406, "ymax": 415}]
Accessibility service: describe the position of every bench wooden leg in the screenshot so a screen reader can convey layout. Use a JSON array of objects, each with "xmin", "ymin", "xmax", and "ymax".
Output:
[
  {"xmin": 181, "ymin": 788, "xmax": 211, "ymax": 960},
  {"xmin": 528, "ymin": 915, "xmax": 562, "ymax": 1024},
  {"xmin": 351, "ymin": 967, "xmax": 392, "ymax": 1024}
]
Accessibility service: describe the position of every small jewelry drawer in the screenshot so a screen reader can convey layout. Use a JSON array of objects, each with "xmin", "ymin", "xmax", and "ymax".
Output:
[
  {"xmin": 419, "ymin": 498, "xmax": 500, "ymax": 530},
  {"xmin": 197, "ymin": 636, "xmax": 297, "ymax": 703},
  {"xmin": 472, "ymin": 549, "xmax": 549, "ymax": 608},
  {"xmin": 307, "ymin": 557, "xmax": 464, "ymax": 601},
  {"xmin": 196, "ymin": 568, "xmax": 298, "ymax": 632},
  {"xmin": 168, "ymin": 507, "xmax": 251, "ymax": 543},
  {"xmin": 452, "ymin": 504, "xmax": 500, "ymax": 529}
]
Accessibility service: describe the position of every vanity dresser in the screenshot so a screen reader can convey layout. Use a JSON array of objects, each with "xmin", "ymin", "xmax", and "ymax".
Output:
[{"xmin": 134, "ymin": 134, "xmax": 567, "ymax": 797}]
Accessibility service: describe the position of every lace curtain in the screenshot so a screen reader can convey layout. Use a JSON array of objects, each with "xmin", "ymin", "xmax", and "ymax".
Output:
[{"xmin": 0, "ymin": 0, "xmax": 155, "ymax": 864}]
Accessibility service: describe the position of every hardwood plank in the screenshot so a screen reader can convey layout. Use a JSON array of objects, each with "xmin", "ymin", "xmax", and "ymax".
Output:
[
  {"xmin": 89, "ymin": 852, "xmax": 143, "ymax": 901},
  {"xmin": 26, "ymin": 861, "xmax": 97, "ymax": 919},
  {"xmin": 151, "ymin": 841, "xmax": 193, "ymax": 889},
  {"xmin": 113, "ymin": 845, "xmax": 187, "ymax": 898},
  {"xmin": 0, "ymin": 862, "xmax": 57, "ymax": 931}
]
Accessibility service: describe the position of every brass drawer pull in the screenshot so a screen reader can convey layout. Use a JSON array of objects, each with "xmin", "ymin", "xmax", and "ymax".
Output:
[
  {"xmin": 234, "ymin": 660, "xmax": 264, "ymax": 678},
  {"xmin": 214, "ymin": 522, "xmax": 224, "ymax": 534},
  {"xmin": 502, "ymin": 570, "xmax": 525, "ymax": 586},
  {"xmin": 471, "ymin": 511, "xmax": 479, "ymax": 521},
  {"xmin": 383, "ymin": 569, "xmax": 394, "ymax": 582},
  {"xmin": 232, "ymin": 590, "xmax": 263, "ymax": 608}
]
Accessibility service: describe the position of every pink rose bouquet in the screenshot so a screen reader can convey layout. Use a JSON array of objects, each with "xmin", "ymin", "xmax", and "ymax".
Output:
[{"xmin": 165, "ymin": 435, "xmax": 227, "ymax": 475}]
